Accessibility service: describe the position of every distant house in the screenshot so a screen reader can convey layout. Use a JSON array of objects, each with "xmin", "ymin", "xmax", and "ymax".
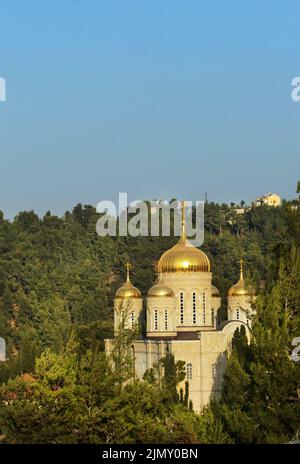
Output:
[
  {"xmin": 255, "ymin": 193, "xmax": 281, "ymax": 207},
  {"xmin": 234, "ymin": 208, "xmax": 246, "ymax": 215}
]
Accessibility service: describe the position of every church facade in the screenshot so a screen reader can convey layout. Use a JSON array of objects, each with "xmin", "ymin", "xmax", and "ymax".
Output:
[{"xmin": 105, "ymin": 203, "xmax": 255, "ymax": 412}]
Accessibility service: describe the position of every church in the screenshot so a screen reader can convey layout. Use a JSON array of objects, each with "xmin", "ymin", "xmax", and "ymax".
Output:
[{"xmin": 105, "ymin": 202, "xmax": 255, "ymax": 412}]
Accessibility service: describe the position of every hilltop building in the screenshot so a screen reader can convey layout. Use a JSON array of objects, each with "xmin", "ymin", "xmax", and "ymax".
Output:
[{"xmin": 255, "ymin": 192, "xmax": 281, "ymax": 207}]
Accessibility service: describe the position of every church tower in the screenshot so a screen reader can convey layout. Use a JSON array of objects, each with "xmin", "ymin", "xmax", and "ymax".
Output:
[
  {"xmin": 227, "ymin": 259, "xmax": 255, "ymax": 327},
  {"xmin": 114, "ymin": 263, "xmax": 143, "ymax": 334},
  {"xmin": 153, "ymin": 201, "xmax": 214, "ymax": 333},
  {"xmin": 211, "ymin": 285, "xmax": 221, "ymax": 328},
  {"xmin": 147, "ymin": 273, "xmax": 176, "ymax": 337}
]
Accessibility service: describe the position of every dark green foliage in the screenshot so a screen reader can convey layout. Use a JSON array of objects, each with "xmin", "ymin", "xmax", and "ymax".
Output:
[
  {"xmin": 0, "ymin": 327, "xmax": 231, "ymax": 444},
  {"xmin": 161, "ymin": 353, "xmax": 185, "ymax": 403},
  {"xmin": 179, "ymin": 387, "xmax": 184, "ymax": 403},
  {"xmin": 143, "ymin": 353, "xmax": 186, "ymax": 407},
  {"xmin": 183, "ymin": 381, "xmax": 189, "ymax": 407},
  {"xmin": 0, "ymin": 195, "xmax": 297, "ymax": 378},
  {"xmin": 214, "ymin": 247, "xmax": 300, "ymax": 443},
  {"xmin": 231, "ymin": 325, "xmax": 252, "ymax": 370},
  {"xmin": 0, "ymin": 182, "xmax": 300, "ymax": 443}
]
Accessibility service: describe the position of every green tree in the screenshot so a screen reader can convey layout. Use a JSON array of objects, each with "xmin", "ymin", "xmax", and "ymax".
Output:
[{"xmin": 215, "ymin": 256, "xmax": 300, "ymax": 443}]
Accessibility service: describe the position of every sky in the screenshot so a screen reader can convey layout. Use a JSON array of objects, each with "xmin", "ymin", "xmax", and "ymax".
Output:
[{"xmin": 0, "ymin": 0, "xmax": 300, "ymax": 219}]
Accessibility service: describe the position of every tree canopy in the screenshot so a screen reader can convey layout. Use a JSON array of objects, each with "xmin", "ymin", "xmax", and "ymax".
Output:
[{"xmin": 0, "ymin": 184, "xmax": 299, "ymax": 443}]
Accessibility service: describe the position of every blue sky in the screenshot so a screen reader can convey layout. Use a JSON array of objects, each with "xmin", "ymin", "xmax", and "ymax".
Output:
[{"xmin": 0, "ymin": 1, "xmax": 300, "ymax": 218}]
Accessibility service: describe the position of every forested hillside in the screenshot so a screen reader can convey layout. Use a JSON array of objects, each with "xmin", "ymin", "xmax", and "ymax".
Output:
[
  {"xmin": 0, "ymin": 186, "xmax": 299, "ymax": 443},
  {"xmin": 0, "ymin": 197, "xmax": 298, "ymax": 380}
]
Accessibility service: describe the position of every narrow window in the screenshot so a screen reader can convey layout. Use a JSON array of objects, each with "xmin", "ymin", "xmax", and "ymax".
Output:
[
  {"xmin": 211, "ymin": 309, "xmax": 215, "ymax": 326},
  {"xmin": 192, "ymin": 292, "xmax": 196, "ymax": 324},
  {"xmin": 180, "ymin": 292, "xmax": 184, "ymax": 324},
  {"xmin": 212, "ymin": 363, "xmax": 216, "ymax": 380},
  {"xmin": 236, "ymin": 308, "xmax": 240, "ymax": 320},
  {"xmin": 202, "ymin": 291, "xmax": 206, "ymax": 324},
  {"xmin": 154, "ymin": 309, "xmax": 158, "ymax": 330},
  {"xmin": 131, "ymin": 311, "xmax": 135, "ymax": 328},
  {"xmin": 164, "ymin": 309, "xmax": 168, "ymax": 330},
  {"xmin": 186, "ymin": 363, "xmax": 192, "ymax": 380}
]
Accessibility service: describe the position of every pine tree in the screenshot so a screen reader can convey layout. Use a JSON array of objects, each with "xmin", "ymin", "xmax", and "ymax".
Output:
[{"xmin": 215, "ymin": 256, "xmax": 300, "ymax": 443}]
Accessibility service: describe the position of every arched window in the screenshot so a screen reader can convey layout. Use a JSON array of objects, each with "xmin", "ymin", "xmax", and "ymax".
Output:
[
  {"xmin": 211, "ymin": 309, "xmax": 215, "ymax": 326},
  {"xmin": 154, "ymin": 309, "xmax": 158, "ymax": 330},
  {"xmin": 164, "ymin": 309, "xmax": 168, "ymax": 330},
  {"xmin": 202, "ymin": 291, "xmax": 206, "ymax": 324},
  {"xmin": 236, "ymin": 308, "xmax": 240, "ymax": 320},
  {"xmin": 192, "ymin": 292, "xmax": 197, "ymax": 324},
  {"xmin": 186, "ymin": 363, "xmax": 192, "ymax": 380},
  {"xmin": 180, "ymin": 292, "xmax": 184, "ymax": 324}
]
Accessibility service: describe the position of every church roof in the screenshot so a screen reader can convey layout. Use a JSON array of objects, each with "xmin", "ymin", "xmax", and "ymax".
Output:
[
  {"xmin": 115, "ymin": 263, "xmax": 141, "ymax": 299},
  {"xmin": 157, "ymin": 201, "xmax": 210, "ymax": 273}
]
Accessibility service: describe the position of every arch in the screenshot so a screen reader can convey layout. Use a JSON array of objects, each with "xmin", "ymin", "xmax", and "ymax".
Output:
[{"xmin": 221, "ymin": 320, "xmax": 251, "ymax": 349}]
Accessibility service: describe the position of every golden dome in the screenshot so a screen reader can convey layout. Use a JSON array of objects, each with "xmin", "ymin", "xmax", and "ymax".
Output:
[
  {"xmin": 228, "ymin": 259, "xmax": 253, "ymax": 297},
  {"xmin": 157, "ymin": 202, "xmax": 210, "ymax": 273},
  {"xmin": 211, "ymin": 285, "xmax": 220, "ymax": 297},
  {"xmin": 148, "ymin": 274, "xmax": 174, "ymax": 298},
  {"xmin": 115, "ymin": 263, "xmax": 141, "ymax": 299},
  {"xmin": 115, "ymin": 282, "xmax": 141, "ymax": 299}
]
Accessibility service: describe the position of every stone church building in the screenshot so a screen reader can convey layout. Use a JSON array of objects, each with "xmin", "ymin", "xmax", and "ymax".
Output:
[{"xmin": 105, "ymin": 203, "xmax": 255, "ymax": 412}]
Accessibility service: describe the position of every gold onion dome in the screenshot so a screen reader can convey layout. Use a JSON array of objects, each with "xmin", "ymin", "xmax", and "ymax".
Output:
[
  {"xmin": 211, "ymin": 285, "xmax": 220, "ymax": 297},
  {"xmin": 157, "ymin": 201, "xmax": 210, "ymax": 273},
  {"xmin": 228, "ymin": 259, "xmax": 253, "ymax": 297},
  {"xmin": 115, "ymin": 263, "xmax": 141, "ymax": 299},
  {"xmin": 148, "ymin": 273, "xmax": 174, "ymax": 298}
]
